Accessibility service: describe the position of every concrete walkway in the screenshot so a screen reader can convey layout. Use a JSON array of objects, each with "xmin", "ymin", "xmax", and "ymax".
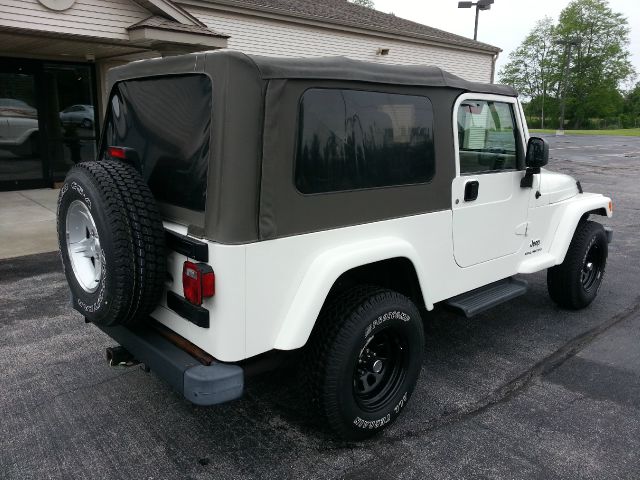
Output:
[{"xmin": 0, "ymin": 188, "xmax": 59, "ymax": 259}]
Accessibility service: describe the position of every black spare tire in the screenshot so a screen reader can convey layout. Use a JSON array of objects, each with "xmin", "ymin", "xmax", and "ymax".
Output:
[{"xmin": 57, "ymin": 160, "xmax": 166, "ymax": 326}]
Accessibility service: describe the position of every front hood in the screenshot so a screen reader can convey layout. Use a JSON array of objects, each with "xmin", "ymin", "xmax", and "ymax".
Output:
[{"xmin": 537, "ymin": 169, "xmax": 579, "ymax": 205}]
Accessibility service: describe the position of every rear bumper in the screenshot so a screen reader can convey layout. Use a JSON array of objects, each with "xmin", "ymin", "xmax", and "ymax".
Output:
[{"xmin": 97, "ymin": 323, "xmax": 243, "ymax": 406}]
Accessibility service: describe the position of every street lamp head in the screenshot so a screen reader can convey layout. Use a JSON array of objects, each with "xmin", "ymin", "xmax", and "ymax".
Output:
[
  {"xmin": 458, "ymin": 0, "xmax": 495, "ymax": 40},
  {"xmin": 458, "ymin": 0, "xmax": 494, "ymax": 9}
]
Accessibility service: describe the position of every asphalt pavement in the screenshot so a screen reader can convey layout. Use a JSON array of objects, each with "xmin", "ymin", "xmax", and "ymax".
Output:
[{"xmin": 1, "ymin": 134, "xmax": 639, "ymax": 479}]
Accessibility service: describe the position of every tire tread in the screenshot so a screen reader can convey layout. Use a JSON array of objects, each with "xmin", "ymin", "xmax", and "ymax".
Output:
[
  {"xmin": 301, "ymin": 286, "xmax": 424, "ymax": 439},
  {"xmin": 547, "ymin": 220, "xmax": 607, "ymax": 310},
  {"xmin": 58, "ymin": 160, "xmax": 165, "ymax": 326}
]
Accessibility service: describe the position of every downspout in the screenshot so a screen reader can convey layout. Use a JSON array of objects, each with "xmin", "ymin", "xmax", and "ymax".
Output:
[{"xmin": 490, "ymin": 52, "xmax": 498, "ymax": 83}]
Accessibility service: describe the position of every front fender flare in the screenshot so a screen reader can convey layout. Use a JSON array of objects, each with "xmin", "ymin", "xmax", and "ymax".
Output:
[
  {"xmin": 548, "ymin": 193, "xmax": 612, "ymax": 265},
  {"xmin": 273, "ymin": 237, "xmax": 429, "ymax": 350}
]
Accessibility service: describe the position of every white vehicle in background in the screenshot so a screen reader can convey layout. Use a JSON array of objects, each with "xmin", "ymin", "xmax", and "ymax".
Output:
[
  {"xmin": 59, "ymin": 104, "xmax": 94, "ymax": 128},
  {"xmin": 0, "ymin": 98, "xmax": 39, "ymax": 157},
  {"xmin": 56, "ymin": 51, "xmax": 613, "ymax": 440}
]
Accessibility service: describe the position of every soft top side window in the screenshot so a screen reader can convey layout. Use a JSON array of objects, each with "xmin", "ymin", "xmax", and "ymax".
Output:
[
  {"xmin": 295, "ymin": 88, "xmax": 435, "ymax": 194},
  {"xmin": 457, "ymin": 100, "xmax": 520, "ymax": 175}
]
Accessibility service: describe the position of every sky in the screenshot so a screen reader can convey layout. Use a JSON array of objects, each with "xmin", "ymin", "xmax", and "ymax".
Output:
[{"xmin": 373, "ymin": 0, "xmax": 640, "ymax": 87}]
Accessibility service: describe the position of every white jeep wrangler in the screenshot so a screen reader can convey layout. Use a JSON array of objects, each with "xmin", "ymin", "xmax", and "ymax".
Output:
[{"xmin": 57, "ymin": 51, "xmax": 613, "ymax": 440}]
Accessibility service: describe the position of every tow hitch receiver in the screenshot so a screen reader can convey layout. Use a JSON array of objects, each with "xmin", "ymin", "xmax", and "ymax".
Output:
[
  {"xmin": 106, "ymin": 346, "xmax": 138, "ymax": 367},
  {"xmin": 96, "ymin": 321, "xmax": 244, "ymax": 406}
]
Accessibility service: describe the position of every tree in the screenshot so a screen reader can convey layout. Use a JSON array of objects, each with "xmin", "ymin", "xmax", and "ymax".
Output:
[
  {"xmin": 350, "ymin": 0, "xmax": 375, "ymax": 8},
  {"xmin": 623, "ymin": 82, "xmax": 640, "ymax": 127},
  {"xmin": 499, "ymin": 0, "xmax": 635, "ymax": 129},
  {"xmin": 556, "ymin": 0, "xmax": 634, "ymax": 127},
  {"xmin": 498, "ymin": 17, "xmax": 559, "ymax": 128}
]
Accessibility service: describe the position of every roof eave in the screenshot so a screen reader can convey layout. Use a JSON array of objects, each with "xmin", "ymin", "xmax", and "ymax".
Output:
[
  {"xmin": 176, "ymin": 0, "xmax": 501, "ymax": 54},
  {"xmin": 128, "ymin": 26, "xmax": 229, "ymax": 49},
  {"xmin": 132, "ymin": 0, "xmax": 208, "ymax": 26}
]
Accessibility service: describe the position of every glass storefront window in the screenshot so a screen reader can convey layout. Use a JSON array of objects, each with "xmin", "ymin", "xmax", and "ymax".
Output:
[
  {"xmin": 0, "ymin": 59, "xmax": 97, "ymax": 190},
  {"xmin": 0, "ymin": 72, "xmax": 42, "ymax": 183},
  {"xmin": 44, "ymin": 64, "xmax": 97, "ymax": 180}
]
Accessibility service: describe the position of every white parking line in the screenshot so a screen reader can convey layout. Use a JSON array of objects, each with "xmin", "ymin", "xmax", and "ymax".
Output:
[
  {"xmin": 552, "ymin": 144, "xmax": 613, "ymax": 150},
  {"xmin": 600, "ymin": 151, "xmax": 640, "ymax": 157}
]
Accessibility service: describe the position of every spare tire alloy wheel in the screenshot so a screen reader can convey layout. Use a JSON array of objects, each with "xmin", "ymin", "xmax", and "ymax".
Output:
[
  {"xmin": 66, "ymin": 199, "xmax": 102, "ymax": 293},
  {"xmin": 57, "ymin": 160, "xmax": 166, "ymax": 327},
  {"xmin": 305, "ymin": 288, "xmax": 425, "ymax": 440}
]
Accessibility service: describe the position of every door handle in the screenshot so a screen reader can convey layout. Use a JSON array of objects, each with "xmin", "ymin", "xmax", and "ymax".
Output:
[{"xmin": 464, "ymin": 180, "xmax": 479, "ymax": 202}]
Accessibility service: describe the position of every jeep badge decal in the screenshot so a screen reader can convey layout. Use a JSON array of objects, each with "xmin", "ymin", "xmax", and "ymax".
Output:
[{"xmin": 525, "ymin": 239, "xmax": 543, "ymax": 256}]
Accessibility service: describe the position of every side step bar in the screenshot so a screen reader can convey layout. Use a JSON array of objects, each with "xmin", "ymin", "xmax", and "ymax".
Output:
[
  {"xmin": 96, "ymin": 322, "xmax": 243, "ymax": 406},
  {"xmin": 445, "ymin": 277, "xmax": 528, "ymax": 318}
]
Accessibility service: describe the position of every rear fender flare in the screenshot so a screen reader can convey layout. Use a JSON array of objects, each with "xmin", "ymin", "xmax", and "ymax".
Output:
[{"xmin": 273, "ymin": 237, "xmax": 430, "ymax": 350}]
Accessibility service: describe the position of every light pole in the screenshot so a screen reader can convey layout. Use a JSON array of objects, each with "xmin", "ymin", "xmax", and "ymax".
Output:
[
  {"xmin": 458, "ymin": 0, "xmax": 494, "ymax": 41},
  {"xmin": 555, "ymin": 39, "xmax": 579, "ymax": 135}
]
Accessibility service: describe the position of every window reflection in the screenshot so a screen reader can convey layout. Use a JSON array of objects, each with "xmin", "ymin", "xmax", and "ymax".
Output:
[
  {"xmin": 0, "ymin": 73, "xmax": 41, "ymax": 182},
  {"xmin": 457, "ymin": 100, "xmax": 518, "ymax": 174},
  {"xmin": 0, "ymin": 62, "xmax": 97, "ymax": 188},
  {"xmin": 103, "ymin": 75, "xmax": 211, "ymax": 212},
  {"xmin": 45, "ymin": 64, "xmax": 97, "ymax": 180},
  {"xmin": 296, "ymin": 89, "xmax": 435, "ymax": 194}
]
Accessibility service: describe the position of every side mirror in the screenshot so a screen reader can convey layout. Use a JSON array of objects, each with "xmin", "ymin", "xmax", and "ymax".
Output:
[{"xmin": 525, "ymin": 136, "xmax": 549, "ymax": 169}]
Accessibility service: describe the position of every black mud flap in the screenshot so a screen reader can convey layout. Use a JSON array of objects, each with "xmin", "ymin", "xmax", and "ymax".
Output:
[{"xmin": 604, "ymin": 227, "xmax": 613, "ymax": 244}]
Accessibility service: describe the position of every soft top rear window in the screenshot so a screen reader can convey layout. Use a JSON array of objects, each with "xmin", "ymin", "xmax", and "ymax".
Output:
[{"xmin": 103, "ymin": 74, "xmax": 212, "ymax": 212}]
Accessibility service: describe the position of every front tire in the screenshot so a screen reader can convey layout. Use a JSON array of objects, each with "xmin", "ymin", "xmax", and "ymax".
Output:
[
  {"xmin": 547, "ymin": 220, "xmax": 608, "ymax": 310},
  {"xmin": 302, "ymin": 287, "xmax": 424, "ymax": 440}
]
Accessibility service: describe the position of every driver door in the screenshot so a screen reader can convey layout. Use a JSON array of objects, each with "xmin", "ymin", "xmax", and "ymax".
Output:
[{"xmin": 451, "ymin": 95, "xmax": 530, "ymax": 268}]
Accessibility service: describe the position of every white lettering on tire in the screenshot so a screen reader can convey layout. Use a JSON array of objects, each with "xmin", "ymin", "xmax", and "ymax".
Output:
[
  {"xmin": 77, "ymin": 248, "xmax": 107, "ymax": 313},
  {"xmin": 57, "ymin": 183, "xmax": 69, "ymax": 217},
  {"xmin": 393, "ymin": 392, "xmax": 408, "ymax": 414},
  {"xmin": 353, "ymin": 414, "xmax": 391, "ymax": 430},
  {"xmin": 71, "ymin": 181, "xmax": 92, "ymax": 209},
  {"xmin": 364, "ymin": 310, "xmax": 410, "ymax": 338},
  {"xmin": 352, "ymin": 392, "xmax": 409, "ymax": 430}
]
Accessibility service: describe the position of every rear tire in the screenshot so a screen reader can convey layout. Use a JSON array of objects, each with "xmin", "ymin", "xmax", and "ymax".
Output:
[
  {"xmin": 57, "ymin": 160, "xmax": 166, "ymax": 326},
  {"xmin": 301, "ymin": 287, "xmax": 424, "ymax": 440},
  {"xmin": 547, "ymin": 220, "xmax": 607, "ymax": 310}
]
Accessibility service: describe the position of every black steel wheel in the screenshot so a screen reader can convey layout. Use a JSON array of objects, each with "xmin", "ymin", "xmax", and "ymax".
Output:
[
  {"xmin": 580, "ymin": 240, "xmax": 605, "ymax": 292},
  {"xmin": 547, "ymin": 220, "xmax": 608, "ymax": 310},
  {"xmin": 302, "ymin": 287, "xmax": 424, "ymax": 440},
  {"xmin": 353, "ymin": 328, "xmax": 409, "ymax": 413}
]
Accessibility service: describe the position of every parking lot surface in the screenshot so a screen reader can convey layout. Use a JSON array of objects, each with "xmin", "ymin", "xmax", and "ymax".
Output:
[{"xmin": 1, "ymin": 134, "xmax": 639, "ymax": 479}]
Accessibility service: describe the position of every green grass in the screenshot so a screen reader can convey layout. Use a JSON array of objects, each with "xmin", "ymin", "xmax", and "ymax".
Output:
[{"xmin": 529, "ymin": 128, "xmax": 640, "ymax": 137}]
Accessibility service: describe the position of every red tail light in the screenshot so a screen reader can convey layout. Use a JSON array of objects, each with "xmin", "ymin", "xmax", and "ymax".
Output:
[
  {"xmin": 182, "ymin": 261, "xmax": 215, "ymax": 305},
  {"xmin": 106, "ymin": 146, "xmax": 127, "ymax": 159}
]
